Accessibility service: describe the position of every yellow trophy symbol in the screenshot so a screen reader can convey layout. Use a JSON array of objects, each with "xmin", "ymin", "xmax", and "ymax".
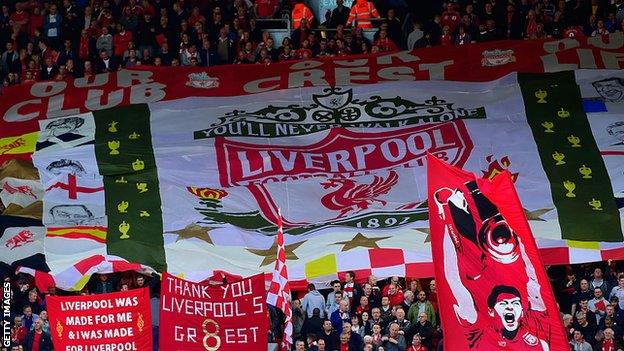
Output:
[
  {"xmin": 563, "ymin": 180, "xmax": 576, "ymax": 198},
  {"xmin": 557, "ymin": 108, "xmax": 570, "ymax": 118},
  {"xmin": 579, "ymin": 165, "xmax": 592, "ymax": 179},
  {"xmin": 108, "ymin": 121, "xmax": 118, "ymax": 132},
  {"xmin": 139, "ymin": 210, "xmax": 150, "ymax": 217},
  {"xmin": 541, "ymin": 121, "xmax": 555, "ymax": 133},
  {"xmin": 136, "ymin": 183, "xmax": 148, "ymax": 193},
  {"xmin": 108, "ymin": 140, "xmax": 120, "ymax": 155},
  {"xmin": 117, "ymin": 200, "xmax": 129, "ymax": 213},
  {"xmin": 132, "ymin": 159, "xmax": 145, "ymax": 171},
  {"xmin": 589, "ymin": 198, "xmax": 603, "ymax": 211},
  {"xmin": 552, "ymin": 151, "xmax": 566, "ymax": 165},
  {"xmin": 535, "ymin": 89, "xmax": 547, "ymax": 103},
  {"xmin": 567, "ymin": 135, "xmax": 581, "ymax": 147},
  {"xmin": 115, "ymin": 176, "xmax": 127, "ymax": 184},
  {"xmin": 119, "ymin": 221, "xmax": 130, "ymax": 239},
  {"xmin": 129, "ymin": 131, "xmax": 140, "ymax": 140}
]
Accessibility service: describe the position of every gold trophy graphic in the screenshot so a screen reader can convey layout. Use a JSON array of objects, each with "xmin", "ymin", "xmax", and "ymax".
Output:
[
  {"xmin": 563, "ymin": 180, "xmax": 576, "ymax": 198},
  {"xmin": 589, "ymin": 198, "xmax": 603, "ymax": 211},
  {"xmin": 108, "ymin": 140, "xmax": 120, "ymax": 155},
  {"xmin": 541, "ymin": 121, "xmax": 554, "ymax": 133},
  {"xmin": 119, "ymin": 221, "xmax": 130, "ymax": 239},
  {"xmin": 567, "ymin": 135, "xmax": 581, "ymax": 148},
  {"xmin": 552, "ymin": 151, "xmax": 566, "ymax": 165},
  {"xmin": 579, "ymin": 165, "xmax": 592, "ymax": 179},
  {"xmin": 535, "ymin": 89, "xmax": 547, "ymax": 103}
]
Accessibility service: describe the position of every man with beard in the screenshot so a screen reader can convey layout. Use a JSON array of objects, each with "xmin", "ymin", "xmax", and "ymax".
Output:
[
  {"xmin": 481, "ymin": 285, "xmax": 549, "ymax": 350},
  {"xmin": 407, "ymin": 291, "xmax": 436, "ymax": 327}
]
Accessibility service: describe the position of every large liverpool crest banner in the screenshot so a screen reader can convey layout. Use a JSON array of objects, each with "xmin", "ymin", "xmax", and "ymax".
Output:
[
  {"xmin": 159, "ymin": 273, "xmax": 268, "ymax": 350},
  {"xmin": 31, "ymin": 69, "xmax": 624, "ymax": 288},
  {"xmin": 46, "ymin": 288, "xmax": 152, "ymax": 351},
  {"xmin": 427, "ymin": 154, "xmax": 568, "ymax": 350}
]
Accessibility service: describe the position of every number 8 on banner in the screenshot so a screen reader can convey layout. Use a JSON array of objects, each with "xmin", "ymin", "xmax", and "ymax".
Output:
[{"xmin": 202, "ymin": 319, "xmax": 221, "ymax": 351}]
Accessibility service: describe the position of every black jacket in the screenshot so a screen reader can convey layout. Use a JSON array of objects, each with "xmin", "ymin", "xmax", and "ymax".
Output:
[{"xmin": 23, "ymin": 330, "xmax": 53, "ymax": 351}]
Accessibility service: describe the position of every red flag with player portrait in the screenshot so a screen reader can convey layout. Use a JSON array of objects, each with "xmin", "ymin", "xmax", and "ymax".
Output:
[{"xmin": 426, "ymin": 154, "xmax": 568, "ymax": 350}]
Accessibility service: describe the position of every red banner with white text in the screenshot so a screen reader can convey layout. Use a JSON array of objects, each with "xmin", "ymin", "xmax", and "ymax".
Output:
[
  {"xmin": 159, "ymin": 272, "xmax": 268, "ymax": 351},
  {"xmin": 1, "ymin": 34, "xmax": 624, "ymax": 140},
  {"xmin": 426, "ymin": 154, "xmax": 567, "ymax": 350},
  {"xmin": 46, "ymin": 288, "xmax": 152, "ymax": 351}
]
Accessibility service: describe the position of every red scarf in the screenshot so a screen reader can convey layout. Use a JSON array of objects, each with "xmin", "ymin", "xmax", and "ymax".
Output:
[{"xmin": 602, "ymin": 339, "xmax": 615, "ymax": 351}]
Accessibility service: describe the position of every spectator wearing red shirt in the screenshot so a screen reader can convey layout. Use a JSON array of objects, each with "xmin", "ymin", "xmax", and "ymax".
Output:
[
  {"xmin": 255, "ymin": 0, "xmax": 279, "ymax": 19},
  {"xmin": 440, "ymin": 25, "xmax": 453, "ymax": 45},
  {"xmin": 187, "ymin": 6, "xmax": 205, "ymax": 27},
  {"xmin": 78, "ymin": 29, "xmax": 91, "ymax": 61},
  {"xmin": 384, "ymin": 283, "xmax": 404, "ymax": 307},
  {"xmin": 356, "ymin": 295, "xmax": 370, "ymax": 316},
  {"xmin": 373, "ymin": 29, "xmax": 398, "ymax": 52},
  {"xmin": 29, "ymin": 7, "xmax": 43, "ymax": 38},
  {"xmin": 114, "ymin": 23, "xmax": 133, "ymax": 58},
  {"xmin": 441, "ymin": 3, "xmax": 460, "ymax": 33},
  {"xmin": 23, "ymin": 318, "xmax": 52, "ymax": 351},
  {"xmin": 140, "ymin": 0, "xmax": 156, "ymax": 18},
  {"xmin": 11, "ymin": 316, "xmax": 28, "ymax": 345},
  {"xmin": 10, "ymin": 3, "xmax": 29, "ymax": 33}
]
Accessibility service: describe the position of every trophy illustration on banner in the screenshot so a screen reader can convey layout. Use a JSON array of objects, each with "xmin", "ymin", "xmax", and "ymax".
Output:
[
  {"xmin": 535, "ymin": 89, "xmax": 548, "ymax": 103},
  {"xmin": 119, "ymin": 221, "xmax": 131, "ymax": 239},
  {"xmin": 579, "ymin": 165, "xmax": 593, "ymax": 179},
  {"xmin": 567, "ymin": 135, "xmax": 581, "ymax": 148},
  {"xmin": 589, "ymin": 198, "xmax": 603, "ymax": 211},
  {"xmin": 552, "ymin": 151, "xmax": 566, "ymax": 165},
  {"xmin": 108, "ymin": 140, "xmax": 120, "ymax": 155},
  {"xmin": 563, "ymin": 180, "xmax": 576, "ymax": 198},
  {"xmin": 558, "ymin": 108, "xmax": 570, "ymax": 118},
  {"xmin": 541, "ymin": 121, "xmax": 554, "ymax": 133}
]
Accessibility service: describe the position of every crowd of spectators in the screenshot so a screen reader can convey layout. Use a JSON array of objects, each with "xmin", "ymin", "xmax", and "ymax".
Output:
[
  {"xmin": 8, "ymin": 260, "xmax": 624, "ymax": 350},
  {"xmin": 1, "ymin": 0, "xmax": 624, "ymax": 92}
]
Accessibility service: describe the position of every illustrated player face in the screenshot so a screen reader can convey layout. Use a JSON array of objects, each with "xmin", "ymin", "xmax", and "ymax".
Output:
[
  {"xmin": 593, "ymin": 78, "xmax": 624, "ymax": 102},
  {"xmin": 492, "ymin": 293, "xmax": 522, "ymax": 332},
  {"xmin": 607, "ymin": 122, "xmax": 624, "ymax": 144}
]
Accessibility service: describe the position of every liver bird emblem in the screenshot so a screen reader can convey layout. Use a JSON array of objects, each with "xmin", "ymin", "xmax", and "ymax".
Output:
[{"xmin": 320, "ymin": 170, "xmax": 399, "ymax": 219}]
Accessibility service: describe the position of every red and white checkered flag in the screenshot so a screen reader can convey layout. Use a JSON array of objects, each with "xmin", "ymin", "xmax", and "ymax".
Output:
[{"xmin": 266, "ymin": 209, "xmax": 293, "ymax": 351}]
